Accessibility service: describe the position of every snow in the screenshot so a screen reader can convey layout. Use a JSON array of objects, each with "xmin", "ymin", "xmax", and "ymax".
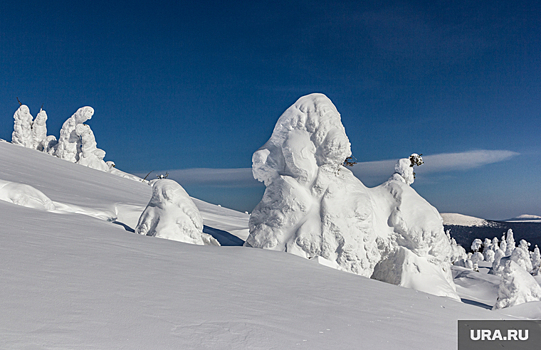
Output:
[
  {"xmin": 493, "ymin": 260, "xmax": 541, "ymax": 309},
  {"xmin": 55, "ymin": 106, "xmax": 94, "ymax": 162},
  {"xmin": 246, "ymin": 93, "xmax": 457, "ymax": 299},
  {"xmin": 11, "ymin": 105, "xmax": 34, "ymax": 148},
  {"xmin": 136, "ymin": 179, "xmax": 219, "ymax": 246},
  {"xmin": 440, "ymin": 213, "xmax": 491, "ymax": 227},
  {"xmin": 0, "ymin": 116, "xmax": 540, "ymax": 348}
]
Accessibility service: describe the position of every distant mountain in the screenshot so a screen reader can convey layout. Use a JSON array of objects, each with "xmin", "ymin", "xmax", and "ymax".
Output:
[
  {"xmin": 442, "ymin": 213, "xmax": 541, "ymax": 251},
  {"xmin": 505, "ymin": 214, "xmax": 541, "ymax": 223},
  {"xmin": 440, "ymin": 213, "xmax": 497, "ymax": 227}
]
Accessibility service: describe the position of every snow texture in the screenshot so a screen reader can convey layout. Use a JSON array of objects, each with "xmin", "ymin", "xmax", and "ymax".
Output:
[
  {"xmin": 0, "ymin": 178, "xmax": 55, "ymax": 211},
  {"xmin": 55, "ymin": 106, "xmax": 94, "ymax": 162},
  {"xmin": 493, "ymin": 259, "xmax": 541, "ymax": 309},
  {"xmin": 246, "ymin": 93, "xmax": 458, "ymax": 299},
  {"xmin": 136, "ymin": 179, "xmax": 220, "ymax": 246},
  {"xmin": 11, "ymin": 105, "xmax": 34, "ymax": 148}
]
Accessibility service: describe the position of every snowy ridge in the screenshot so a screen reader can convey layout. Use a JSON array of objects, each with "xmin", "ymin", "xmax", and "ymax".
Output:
[{"xmin": 441, "ymin": 213, "xmax": 492, "ymax": 227}]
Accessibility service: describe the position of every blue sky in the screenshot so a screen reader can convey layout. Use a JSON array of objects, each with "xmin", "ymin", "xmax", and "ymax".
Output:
[{"xmin": 1, "ymin": 0, "xmax": 539, "ymax": 219}]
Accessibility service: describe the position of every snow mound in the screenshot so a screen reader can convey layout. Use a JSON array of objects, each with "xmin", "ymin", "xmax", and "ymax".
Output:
[
  {"xmin": 0, "ymin": 178, "xmax": 55, "ymax": 211},
  {"xmin": 440, "ymin": 213, "xmax": 491, "ymax": 227},
  {"xmin": 246, "ymin": 93, "xmax": 458, "ymax": 299},
  {"xmin": 136, "ymin": 179, "xmax": 220, "ymax": 246},
  {"xmin": 372, "ymin": 247, "xmax": 459, "ymax": 300}
]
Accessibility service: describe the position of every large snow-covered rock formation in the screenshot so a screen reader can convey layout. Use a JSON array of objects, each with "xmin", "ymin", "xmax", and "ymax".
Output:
[
  {"xmin": 136, "ymin": 179, "xmax": 220, "ymax": 246},
  {"xmin": 245, "ymin": 93, "xmax": 458, "ymax": 299}
]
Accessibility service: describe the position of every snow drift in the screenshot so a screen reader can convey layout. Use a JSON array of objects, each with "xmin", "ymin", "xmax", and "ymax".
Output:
[{"xmin": 245, "ymin": 93, "xmax": 458, "ymax": 299}]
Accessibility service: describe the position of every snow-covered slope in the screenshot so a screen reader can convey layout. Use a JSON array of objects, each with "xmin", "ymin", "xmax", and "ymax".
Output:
[
  {"xmin": 0, "ymin": 141, "xmax": 536, "ymax": 349},
  {"xmin": 441, "ymin": 213, "xmax": 492, "ymax": 227}
]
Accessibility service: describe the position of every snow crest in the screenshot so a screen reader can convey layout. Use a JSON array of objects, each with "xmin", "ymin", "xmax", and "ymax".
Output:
[{"xmin": 136, "ymin": 179, "xmax": 220, "ymax": 246}]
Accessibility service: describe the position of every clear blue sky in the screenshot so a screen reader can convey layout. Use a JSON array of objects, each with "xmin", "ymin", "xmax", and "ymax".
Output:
[{"xmin": 1, "ymin": 0, "xmax": 539, "ymax": 219}]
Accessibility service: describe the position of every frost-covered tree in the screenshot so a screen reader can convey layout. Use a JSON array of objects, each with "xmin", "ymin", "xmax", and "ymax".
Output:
[
  {"xmin": 245, "ymin": 93, "xmax": 458, "ymax": 299},
  {"xmin": 484, "ymin": 249, "xmax": 495, "ymax": 264},
  {"xmin": 505, "ymin": 229, "xmax": 516, "ymax": 256},
  {"xmin": 75, "ymin": 124, "xmax": 108, "ymax": 171},
  {"xmin": 491, "ymin": 237, "xmax": 500, "ymax": 251},
  {"xmin": 471, "ymin": 251, "xmax": 484, "ymax": 265},
  {"xmin": 449, "ymin": 235, "xmax": 467, "ymax": 263},
  {"xmin": 499, "ymin": 240, "xmax": 507, "ymax": 256},
  {"xmin": 394, "ymin": 153, "xmax": 423, "ymax": 185},
  {"xmin": 55, "ymin": 106, "xmax": 94, "ymax": 162},
  {"xmin": 493, "ymin": 260, "xmax": 541, "ymax": 310},
  {"xmin": 32, "ymin": 108, "xmax": 48, "ymax": 150},
  {"xmin": 483, "ymin": 238, "xmax": 492, "ymax": 251},
  {"xmin": 491, "ymin": 248, "xmax": 506, "ymax": 273},
  {"xmin": 136, "ymin": 179, "xmax": 219, "ymax": 246},
  {"xmin": 518, "ymin": 239, "xmax": 530, "ymax": 251},
  {"xmin": 510, "ymin": 244, "xmax": 533, "ymax": 273},
  {"xmin": 12, "ymin": 105, "xmax": 34, "ymax": 148},
  {"xmin": 471, "ymin": 238, "xmax": 483, "ymax": 252},
  {"xmin": 532, "ymin": 245, "xmax": 541, "ymax": 273}
]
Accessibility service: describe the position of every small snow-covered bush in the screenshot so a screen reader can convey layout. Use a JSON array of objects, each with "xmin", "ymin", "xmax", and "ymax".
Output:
[{"xmin": 136, "ymin": 179, "xmax": 219, "ymax": 246}]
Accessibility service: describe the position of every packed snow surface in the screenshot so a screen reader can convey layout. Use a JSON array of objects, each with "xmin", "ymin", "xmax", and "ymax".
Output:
[{"xmin": 0, "ymin": 133, "xmax": 539, "ymax": 348}]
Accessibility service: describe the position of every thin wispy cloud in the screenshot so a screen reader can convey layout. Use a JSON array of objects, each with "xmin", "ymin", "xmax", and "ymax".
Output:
[
  {"xmin": 351, "ymin": 150, "xmax": 519, "ymax": 185},
  {"xmin": 150, "ymin": 150, "xmax": 518, "ymax": 188}
]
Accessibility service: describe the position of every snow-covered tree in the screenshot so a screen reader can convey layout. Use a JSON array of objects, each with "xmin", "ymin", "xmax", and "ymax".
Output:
[
  {"xmin": 518, "ymin": 239, "xmax": 530, "ymax": 251},
  {"xmin": 55, "ymin": 106, "xmax": 94, "ymax": 162},
  {"xmin": 491, "ymin": 248, "xmax": 506, "ymax": 272},
  {"xmin": 32, "ymin": 108, "xmax": 48, "ymax": 150},
  {"xmin": 471, "ymin": 251, "xmax": 484, "ymax": 265},
  {"xmin": 449, "ymin": 235, "xmax": 467, "ymax": 263},
  {"xmin": 483, "ymin": 238, "xmax": 492, "ymax": 251},
  {"xmin": 505, "ymin": 229, "xmax": 516, "ymax": 256},
  {"xmin": 245, "ymin": 93, "xmax": 458, "ymax": 299},
  {"xmin": 75, "ymin": 124, "xmax": 108, "ymax": 171},
  {"xmin": 471, "ymin": 238, "xmax": 483, "ymax": 252},
  {"xmin": 499, "ymin": 240, "xmax": 507, "ymax": 256},
  {"xmin": 532, "ymin": 245, "xmax": 541, "ymax": 273},
  {"xmin": 510, "ymin": 244, "xmax": 533, "ymax": 273},
  {"xmin": 484, "ymin": 249, "xmax": 495, "ymax": 264},
  {"xmin": 493, "ymin": 259, "xmax": 541, "ymax": 310},
  {"xmin": 136, "ymin": 179, "xmax": 219, "ymax": 246},
  {"xmin": 491, "ymin": 237, "xmax": 500, "ymax": 251},
  {"xmin": 12, "ymin": 105, "xmax": 34, "ymax": 148}
]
